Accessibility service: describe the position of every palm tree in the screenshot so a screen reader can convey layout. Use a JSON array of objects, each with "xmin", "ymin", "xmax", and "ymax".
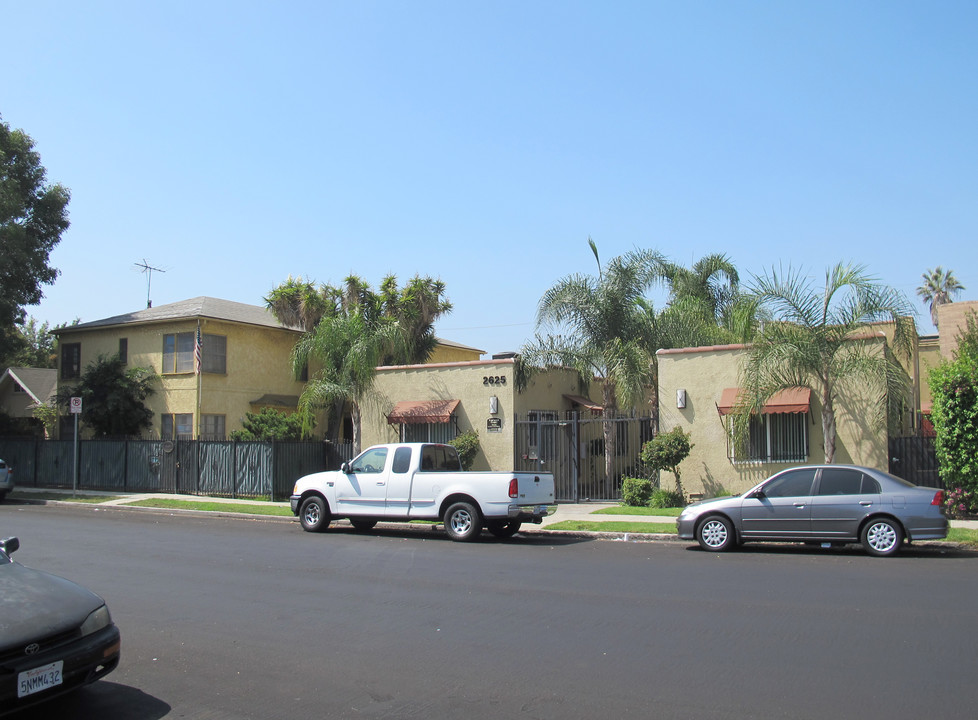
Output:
[
  {"xmin": 738, "ymin": 262, "xmax": 915, "ymax": 463},
  {"xmin": 291, "ymin": 313, "xmax": 405, "ymax": 454},
  {"xmin": 917, "ymin": 266, "xmax": 965, "ymax": 329},
  {"xmin": 521, "ymin": 239, "xmax": 666, "ymax": 487}
]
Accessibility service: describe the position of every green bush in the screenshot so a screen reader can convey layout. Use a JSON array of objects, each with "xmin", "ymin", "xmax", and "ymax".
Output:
[
  {"xmin": 930, "ymin": 312, "xmax": 978, "ymax": 495},
  {"xmin": 648, "ymin": 488, "xmax": 685, "ymax": 509},
  {"xmin": 621, "ymin": 477, "xmax": 653, "ymax": 507},
  {"xmin": 449, "ymin": 430, "xmax": 480, "ymax": 471}
]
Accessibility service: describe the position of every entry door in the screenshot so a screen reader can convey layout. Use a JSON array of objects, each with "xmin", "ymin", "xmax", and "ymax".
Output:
[
  {"xmin": 335, "ymin": 446, "xmax": 390, "ymax": 515},
  {"xmin": 740, "ymin": 468, "xmax": 817, "ymax": 539}
]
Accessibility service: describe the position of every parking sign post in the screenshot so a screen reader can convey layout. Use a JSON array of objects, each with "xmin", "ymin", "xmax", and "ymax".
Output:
[{"xmin": 70, "ymin": 397, "xmax": 82, "ymax": 496}]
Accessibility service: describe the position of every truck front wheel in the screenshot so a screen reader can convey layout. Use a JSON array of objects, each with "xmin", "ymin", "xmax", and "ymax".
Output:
[
  {"xmin": 300, "ymin": 496, "xmax": 331, "ymax": 533},
  {"xmin": 444, "ymin": 501, "xmax": 481, "ymax": 542}
]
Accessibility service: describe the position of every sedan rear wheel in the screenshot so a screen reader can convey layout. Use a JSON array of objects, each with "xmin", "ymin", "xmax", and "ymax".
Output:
[
  {"xmin": 861, "ymin": 518, "xmax": 903, "ymax": 557},
  {"xmin": 697, "ymin": 515, "xmax": 736, "ymax": 552}
]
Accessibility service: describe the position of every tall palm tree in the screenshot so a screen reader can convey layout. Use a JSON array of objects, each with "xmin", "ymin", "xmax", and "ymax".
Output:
[
  {"xmin": 291, "ymin": 313, "xmax": 405, "ymax": 454},
  {"xmin": 521, "ymin": 239, "xmax": 666, "ymax": 487},
  {"xmin": 738, "ymin": 262, "xmax": 915, "ymax": 463},
  {"xmin": 917, "ymin": 266, "xmax": 965, "ymax": 329}
]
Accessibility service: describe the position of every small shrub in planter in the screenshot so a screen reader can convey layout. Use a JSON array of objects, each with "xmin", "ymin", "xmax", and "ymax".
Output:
[
  {"xmin": 944, "ymin": 487, "xmax": 978, "ymax": 518},
  {"xmin": 621, "ymin": 477, "xmax": 653, "ymax": 507},
  {"xmin": 648, "ymin": 488, "xmax": 684, "ymax": 509}
]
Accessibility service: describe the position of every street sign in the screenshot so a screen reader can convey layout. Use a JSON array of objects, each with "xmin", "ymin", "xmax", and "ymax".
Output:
[{"xmin": 70, "ymin": 397, "xmax": 82, "ymax": 414}]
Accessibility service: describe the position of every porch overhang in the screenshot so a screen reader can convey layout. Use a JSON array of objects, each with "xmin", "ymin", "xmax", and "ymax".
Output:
[
  {"xmin": 387, "ymin": 399, "xmax": 460, "ymax": 425},
  {"xmin": 716, "ymin": 387, "xmax": 811, "ymax": 416},
  {"xmin": 563, "ymin": 394, "xmax": 603, "ymax": 413}
]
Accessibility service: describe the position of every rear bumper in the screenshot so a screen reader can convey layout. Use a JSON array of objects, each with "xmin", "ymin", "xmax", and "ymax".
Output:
[{"xmin": 507, "ymin": 504, "xmax": 557, "ymax": 523}]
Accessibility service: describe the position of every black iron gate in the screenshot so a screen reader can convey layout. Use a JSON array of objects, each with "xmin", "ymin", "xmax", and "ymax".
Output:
[
  {"xmin": 514, "ymin": 412, "xmax": 653, "ymax": 502},
  {"xmin": 888, "ymin": 436, "xmax": 941, "ymax": 488}
]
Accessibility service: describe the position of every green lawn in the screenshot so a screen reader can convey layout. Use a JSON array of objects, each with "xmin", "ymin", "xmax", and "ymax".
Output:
[
  {"xmin": 122, "ymin": 498, "xmax": 294, "ymax": 517},
  {"xmin": 545, "ymin": 520, "xmax": 677, "ymax": 533},
  {"xmin": 592, "ymin": 506, "xmax": 683, "ymax": 517}
]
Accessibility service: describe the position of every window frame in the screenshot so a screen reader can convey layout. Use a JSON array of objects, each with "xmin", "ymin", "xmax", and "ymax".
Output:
[
  {"xmin": 61, "ymin": 342, "xmax": 81, "ymax": 380},
  {"xmin": 727, "ymin": 412, "xmax": 809, "ymax": 464}
]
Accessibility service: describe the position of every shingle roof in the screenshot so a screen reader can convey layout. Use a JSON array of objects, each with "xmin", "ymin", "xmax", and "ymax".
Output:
[
  {"xmin": 54, "ymin": 297, "xmax": 302, "ymax": 334},
  {"xmin": 1, "ymin": 367, "xmax": 58, "ymax": 405}
]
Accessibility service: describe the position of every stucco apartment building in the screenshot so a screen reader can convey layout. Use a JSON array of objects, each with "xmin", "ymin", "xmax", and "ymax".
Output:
[{"xmin": 51, "ymin": 297, "xmax": 607, "ymax": 477}]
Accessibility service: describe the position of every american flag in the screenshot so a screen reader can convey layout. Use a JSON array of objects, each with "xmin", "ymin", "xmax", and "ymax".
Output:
[{"xmin": 194, "ymin": 325, "xmax": 203, "ymax": 375}]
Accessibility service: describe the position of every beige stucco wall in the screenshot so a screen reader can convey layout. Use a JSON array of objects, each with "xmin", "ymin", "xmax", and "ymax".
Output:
[
  {"xmin": 657, "ymin": 343, "xmax": 890, "ymax": 497},
  {"xmin": 917, "ymin": 336, "xmax": 941, "ymax": 412},
  {"xmin": 937, "ymin": 301, "xmax": 978, "ymax": 357},
  {"xmin": 427, "ymin": 345, "xmax": 483, "ymax": 363},
  {"xmin": 58, "ymin": 320, "xmax": 305, "ymax": 437},
  {"xmin": 366, "ymin": 359, "xmax": 518, "ymax": 470}
]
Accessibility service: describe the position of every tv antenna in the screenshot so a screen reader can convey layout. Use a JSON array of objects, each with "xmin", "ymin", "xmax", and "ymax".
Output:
[{"xmin": 134, "ymin": 259, "xmax": 166, "ymax": 308}]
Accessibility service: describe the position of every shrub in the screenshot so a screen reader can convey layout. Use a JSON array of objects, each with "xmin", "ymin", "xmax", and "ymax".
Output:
[
  {"xmin": 640, "ymin": 426, "xmax": 694, "ymax": 500},
  {"xmin": 620, "ymin": 477, "xmax": 653, "ymax": 507},
  {"xmin": 944, "ymin": 487, "xmax": 978, "ymax": 518},
  {"xmin": 449, "ymin": 430, "xmax": 480, "ymax": 471},
  {"xmin": 648, "ymin": 488, "xmax": 685, "ymax": 509},
  {"xmin": 930, "ymin": 312, "xmax": 978, "ymax": 494}
]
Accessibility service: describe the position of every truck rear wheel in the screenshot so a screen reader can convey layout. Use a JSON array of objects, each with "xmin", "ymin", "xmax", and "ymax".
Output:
[
  {"xmin": 487, "ymin": 520, "xmax": 521, "ymax": 539},
  {"xmin": 444, "ymin": 501, "xmax": 481, "ymax": 542},
  {"xmin": 299, "ymin": 496, "xmax": 331, "ymax": 533}
]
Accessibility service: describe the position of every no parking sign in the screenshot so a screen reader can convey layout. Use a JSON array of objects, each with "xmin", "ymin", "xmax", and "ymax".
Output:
[{"xmin": 70, "ymin": 397, "xmax": 82, "ymax": 414}]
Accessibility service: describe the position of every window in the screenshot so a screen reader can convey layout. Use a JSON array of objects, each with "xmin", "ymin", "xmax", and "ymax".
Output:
[
  {"xmin": 402, "ymin": 421, "xmax": 456, "ymax": 443},
  {"xmin": 202, "ymin": 334, "xmax": 226, "ymax": 374},
  {"xmin": 163, "ymin": 333, "xmax": 194, "ymax": 373},
  {"xmin": 817, "ymin": 468, "xmax": 881, "ymax": 495},
  {"xmin": 392, "ymin": 447, "xmax": 412, "ymax": 474},
  {"xmin": 200, "ymin": 415, "xmax": 226, "ymax": 440},
  {"xmin": 162, "ymin": 413, "xmax": 193, "ymax": 439},
  {"xmin": 420, "ymin": 444, "xmax": 460, "ymax": 472},
  {"xmin": 163, "ymin": 332, "xmax": 226, "ymax": 374},
  {"xmin": 61, "ymin": 342, "xmax": 81, "ymax": 379},
  {"xmin": 12, "ymin": 383, "xmax": 24, "ymax": 394},
  {"xmin": 350, "ymin": 447, "xmax": 388, "ymax": 474},
  {"xmin": 728, "ymin": 412, "xmax": 808, "ymax": 463},
  {"xmin": 118, "ymin": 338, "xmax": 128, "ymax": 364},
  {"xmin": 762, "ymin": 468, "xmax": 817, "ymax": 498}
]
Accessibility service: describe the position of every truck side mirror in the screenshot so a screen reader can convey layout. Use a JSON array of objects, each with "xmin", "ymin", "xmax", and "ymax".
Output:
[
  {"xmin": 340, "ymin": 462, "xmax": 350, "ymax": 474},
  {"xmin": 0, "ymin": 536, "xmax": 20, "ymax": 555}
]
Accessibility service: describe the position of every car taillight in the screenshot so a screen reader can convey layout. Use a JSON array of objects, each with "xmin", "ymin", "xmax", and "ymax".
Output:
[
  {"xmin": 508, "ymin": 477, "xmax": 519, "ymax": 499},
  {"xmin": 931, "ymin": 490, "xmax": 944, "ymax": 506}
]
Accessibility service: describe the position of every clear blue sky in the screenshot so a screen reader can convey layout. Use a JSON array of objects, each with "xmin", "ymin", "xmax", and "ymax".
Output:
[{"xmin": 5, "ymin": 1, "xmax": 976, "ymax": 355}]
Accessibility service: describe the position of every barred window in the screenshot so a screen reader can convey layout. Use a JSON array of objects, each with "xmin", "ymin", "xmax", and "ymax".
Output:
[{"xmin": 728, "ymin": 412, "xmax": 808, "ymax": 463}]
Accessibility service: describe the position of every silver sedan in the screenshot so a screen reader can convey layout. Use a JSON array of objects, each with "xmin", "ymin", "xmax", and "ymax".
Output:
[{"xmin": 677, "ymin": 465, "xmax": 949, "ymax": 556}]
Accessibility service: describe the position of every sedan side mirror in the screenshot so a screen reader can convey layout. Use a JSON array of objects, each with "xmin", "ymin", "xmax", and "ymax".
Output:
[
  {"xmin": 0, "ymin": 536, "xmax": 20, "ymax": 555},
  {"xmin": 748, "ymin": 489, "xmax": 766, "ymax": 500}
]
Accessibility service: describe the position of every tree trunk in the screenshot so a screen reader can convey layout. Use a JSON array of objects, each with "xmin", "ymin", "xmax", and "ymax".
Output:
[
  {"xmin": 821, "ymin": 384, "xmax": 836, "ymax": 463},
  {"xmin": 351, "ymin": 402, "xmax": 362, "ymax": 456}
]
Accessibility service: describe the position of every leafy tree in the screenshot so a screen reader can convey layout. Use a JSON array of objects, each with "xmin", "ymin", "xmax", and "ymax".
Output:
[
  {"xmin": 917, "ymin": 266, "xmax": 965, "ymax": 329},
  {"xmin": 5, "ymin": 316, "xmax": 65, "ymax": 368},
  {"xmin": 640, "ymin": 426, "xmax": 694, "ymax": 500},
  {"xmin": 291, "ymin": 313, "xmax": 405, "ymax": 453},
  {"xmin": 229, "ymin": 407, "xmax": 308, "ymax": 441},
  {"xmin": 737, "ymin": 263, "xmax": 915, "ymax": 463},
  {"xmin": 929, "ymin": 311, "xmax": 978, "ymax": 497},
  {"xmin": 521, "ymin": 239, "xmax": 666, "ymax": 486},
  {"xmin": 56, "ymin": 354, "xmax": 157, "ymax": 438},
  {"xmin": 267, "ymin": 273, "xmax": 452, "ymax": 443},
  {"xmin": 0, "ymin": 117, "xmax": 71, "ymax": 363}
]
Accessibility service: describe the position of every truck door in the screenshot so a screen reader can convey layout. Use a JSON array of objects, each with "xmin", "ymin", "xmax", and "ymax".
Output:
[
  {"xmin": 383, "ymin": 446, "xmax": 415, "ymax": 517},
  {"xmin": 335, "ymin": 446, "xmax": 390, "ymax": 515}
]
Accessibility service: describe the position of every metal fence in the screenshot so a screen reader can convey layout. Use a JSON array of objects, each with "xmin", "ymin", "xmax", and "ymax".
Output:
[
  {"xmin": 514, "ymin": 412, "xmax": 654, "ymax": 502},
  {"xmin": 888, "ymin": 436, "xmax": 941, "ymax": 489},
  {"xmin": 0, "ymin": 437, "xmax": 354, "ymax": 500}
]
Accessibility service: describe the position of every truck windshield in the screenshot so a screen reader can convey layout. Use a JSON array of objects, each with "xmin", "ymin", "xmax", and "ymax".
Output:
[{"xmin": 420, "ymin": 445, "xmax": 461, "ymax": 472}]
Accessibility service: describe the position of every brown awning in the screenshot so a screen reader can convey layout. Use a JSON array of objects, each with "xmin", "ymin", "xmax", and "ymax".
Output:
[
  {"xmin": 387, "ymin": 399, "xmax": 460, "ymax": 425},
  {"xmin": 716, "ymin": 387, "xmax": 811, "ymax": 416},
  {"xmin": 563, "ymin": 394, "xmax": 603, "ymax": 412}
]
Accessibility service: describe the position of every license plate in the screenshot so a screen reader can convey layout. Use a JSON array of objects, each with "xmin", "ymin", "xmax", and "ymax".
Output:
[{"xmin": 18, "ymin": 661, "xmax": 63, "ymax": 698}]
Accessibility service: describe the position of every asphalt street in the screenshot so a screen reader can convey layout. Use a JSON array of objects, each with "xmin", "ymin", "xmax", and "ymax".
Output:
[{"xmin": 2, "ymin": 502, "xmax": 977, "ymax": 720}]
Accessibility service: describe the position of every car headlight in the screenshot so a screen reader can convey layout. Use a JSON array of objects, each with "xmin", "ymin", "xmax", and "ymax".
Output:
[{"xmin": 80, "ymin": 605, "xmax": 112, "ymax": 637}]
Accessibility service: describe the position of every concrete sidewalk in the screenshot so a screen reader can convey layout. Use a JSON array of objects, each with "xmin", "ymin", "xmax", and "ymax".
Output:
[{"xmin": 7, "ymin": 488, "xmax": 977, "ymax": 531}]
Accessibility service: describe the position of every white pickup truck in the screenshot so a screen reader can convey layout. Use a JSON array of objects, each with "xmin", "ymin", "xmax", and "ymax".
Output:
[{"xmin": 290, "ymin": 443, "xmax": 556, "ymax": 541}]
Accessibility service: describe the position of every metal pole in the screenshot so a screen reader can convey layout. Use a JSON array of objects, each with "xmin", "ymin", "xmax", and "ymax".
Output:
[{"xmin": 73, "ymin": 413, "xmax": 79, "ymax": 497}]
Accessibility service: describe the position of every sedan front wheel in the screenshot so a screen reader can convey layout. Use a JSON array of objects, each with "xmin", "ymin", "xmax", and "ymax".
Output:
[{"xmin": 696, "ymin": 515, "xmax": 736, "ymax": 552}]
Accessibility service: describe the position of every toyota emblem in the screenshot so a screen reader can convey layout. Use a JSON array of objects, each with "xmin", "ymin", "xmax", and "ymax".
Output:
[{"xmin": 24, "ymin": 643, "xmax": 40, "ymax": 655}]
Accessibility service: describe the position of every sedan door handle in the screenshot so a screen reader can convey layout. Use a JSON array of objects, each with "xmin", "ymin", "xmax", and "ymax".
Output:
[
  {"xmin": 859, "ymin": 501, "xmax": 872, "ymax": 506},
  {"xmin": 794, "ymin": 503, "xmax": 807, "ymax": 509}
]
